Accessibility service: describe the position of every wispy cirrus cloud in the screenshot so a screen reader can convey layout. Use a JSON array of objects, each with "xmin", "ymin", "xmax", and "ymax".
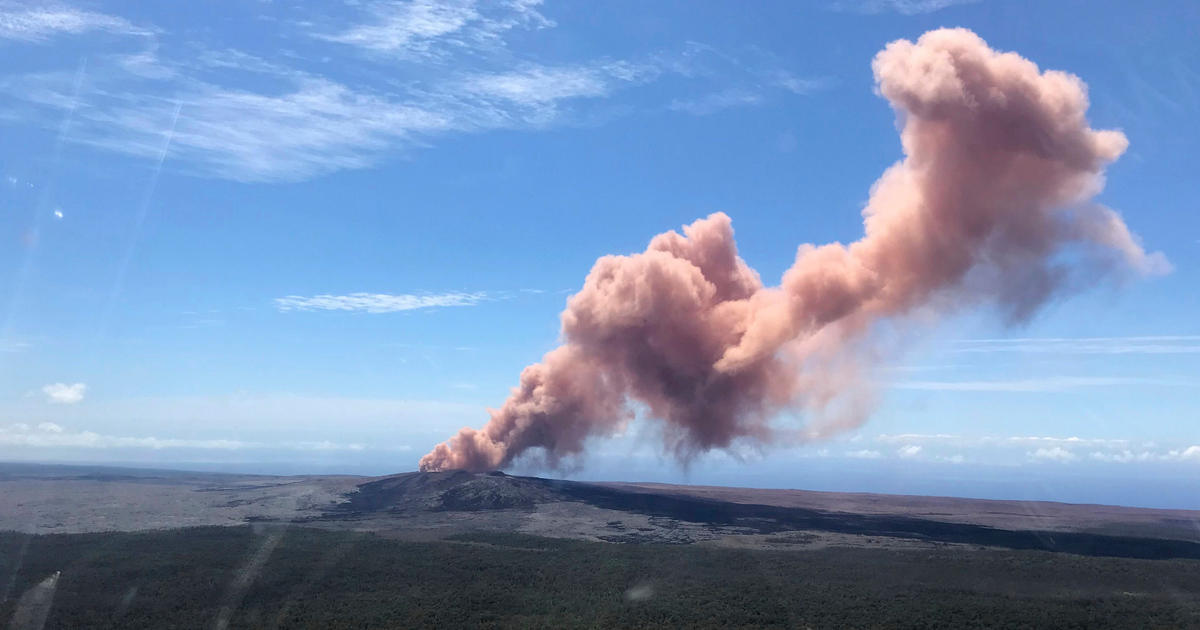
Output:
[
  {"xmin": 0, "ymin": 1, "xmax": 150, "ymax": 42},
  {"xmin": 3, "ymin": 69, "xmax": 456, "ymax": 182},
  {"xmin": 314, "ymin": 0, "xmax": 551, "ymax": 58},
  {"xmin": 460, "ymin": 65, "xmax": 613, "ymax": 105},
  {"xmin": 0, "ymin": 53, "xmax": 701, "ymax": 182},
  {"xmin": 950, "ymin": 336, "xmax": 1200, "ymax": 355},
  {"xmin": 316, "ymin": 0, "xmax": 484, "ymax": 55},
  {"xmin": 774, "ymin": 72, "xmax": 829, "ymax": 95},
  {"xmin": 830, "ymin": 0, "xmax": 980, "ymax": 15},
  {"xmin": 0, "ymin": 0, "xmax": 823, "ymax": 182},
  {"xmin": 274, "ymin": 291, "xmax": 488, "ymax": 313},
  {"xmin": 668, "ymin": 64, "xmax": 830, "ymax": 117},
  {"xmin": 892, "ymin": 376, "xmax": 1197, "ymax": 393},
  {"xmin": 669, "ymin": 87, "xmax": 762, "ymax": 116},
  {"xmin": 0, "ymin": 337, "xmax": 31, "ymax": 353}
]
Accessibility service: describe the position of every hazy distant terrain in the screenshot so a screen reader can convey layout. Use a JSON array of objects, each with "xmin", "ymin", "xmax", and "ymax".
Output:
[
  {"xmin": 0, "ymin": 463, "xmax": 360, "ymax": 534},
  {"xmin": 4, "ymin": 463, "xmax": 1200, "ymax": 559}
]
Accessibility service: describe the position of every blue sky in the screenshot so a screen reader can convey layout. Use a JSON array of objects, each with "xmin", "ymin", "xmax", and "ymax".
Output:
[{"xmin": 0, "ymin": 0, "xmax": 1198, "ymax": 506}]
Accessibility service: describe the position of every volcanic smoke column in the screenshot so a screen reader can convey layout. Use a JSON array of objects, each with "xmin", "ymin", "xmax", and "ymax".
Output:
[{"xmin": 420, "ymin": 28, "xmax": 1168, "ymax": 473}]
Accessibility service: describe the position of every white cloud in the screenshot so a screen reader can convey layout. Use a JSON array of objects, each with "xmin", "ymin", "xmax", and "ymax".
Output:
[
  {"xmin": 939, "ymin": 454, "xmax": 965, "ymax": 464},
  {"xmin": 0, "ymin": 1, "xmax": 819, "ymax": 182},
  {"xmin": 461, "ymin": 66, "xmax": 611, "ymax": 105},
  {"xmin": 0, "ymin": 2, "xmax": 149, "ymax": 42},
  {"xmin": 896, "ymin": 445, "xmax": 922, "ymax": 458},
  {"xmin": 1086, "ymin": 448, "xmax": 1200, "ymax": 464},
  {"xmin": 192, "ymin": 49, "xmax": 288, "ymax": 76},
  {"xmin": 1090, "ymin": 450, "xmax": 1155, "ymax": 464},
  {"xmin": 116, "ymin": 48, "xmax": 178, "ymax": 80},
  {"xmin": 316, "ymin": 0, "xmax": 550, "ymax": 58},
  {"xmin": 830, "ymin": 0, "xmax": 979, "ymax": 15},
  {"xmin": 1029, "ymin": 447, "xmax": 1077, "ymax": 463},
  {"xmin": 274, "ymin": 291, "xmax": 487, "ymax": 313},
  {"xmin": 41, "ymin": 383, "xmax": 86, "ymax": 404},
  {"xmin": 773, "ymin": 71, "xmax": 829, "ymax": 95},
  {"xmin": 846, "ymin": 449, "xmax": 882, "ymax": 459},
  {"xmin": 37, "ymin": 422, "xmax": 62, "ymax": 433},
  {"xmin": 669, "ymin": 88, "xmax": 762, "ymax": 116},
  {"xmin": 318, "ymin": 0, "xmax": 481, "ymax": 54},
  {"xmin": 0, "ymin": 58, "xmax": 648, "ymax": 182},
  {"xmin": 892, "ymin": 376, "xmax": 1196, "ymax": 393},
  {"xmin": 1163, "ymin": 446, "xmax": 1200, "ymax": 462},
  {"xmin": 40, "ymin": 76, "xmax": 456, "ymax": 183}
]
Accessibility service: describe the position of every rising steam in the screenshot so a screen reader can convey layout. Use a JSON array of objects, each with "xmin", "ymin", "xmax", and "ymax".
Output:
[{"xmin": 420, "ymin": 28, "xmax": 1168, "ymax": 473}]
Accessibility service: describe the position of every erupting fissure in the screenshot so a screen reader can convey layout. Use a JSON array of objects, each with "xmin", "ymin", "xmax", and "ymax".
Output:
[{"xmin": 420, "ymin": 28, "xmax": 1168, "ymax": 473}]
